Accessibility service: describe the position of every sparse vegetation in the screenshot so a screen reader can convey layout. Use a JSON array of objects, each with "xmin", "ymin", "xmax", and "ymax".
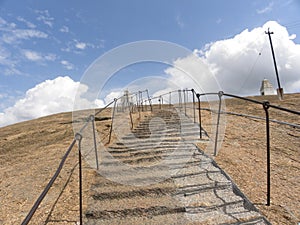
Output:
[{"xmin": 0, "ymin": 93, "xmax": 299, "ymax": 224}]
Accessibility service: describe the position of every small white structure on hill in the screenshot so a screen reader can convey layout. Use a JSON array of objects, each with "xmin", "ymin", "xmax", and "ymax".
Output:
[{"xmin": 260, "ymin": 79, "xmax": 275, "ymax": 96}]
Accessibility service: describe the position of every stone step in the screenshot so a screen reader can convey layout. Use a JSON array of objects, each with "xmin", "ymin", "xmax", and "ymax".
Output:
[
  {"xmin": 130, "ymin": 129, "xmax": 202, "ymax": 136},
  {"xmin": 85, "ymin": 108, "xmax": 270, "ymax": 225},
  {"xmin": 101, "ymin": 147, "xmax": 199, "ymax": 166},
  {"xmin": 134, "ymin": 121, "xmax": 199, "ymax": 129},
  {"xmin": 106, "ymin": 147, "xmax": 202, "ymax": 159},
  {"xmin": 108, "ymin": 142, "xmax": 195, "ymax": 151},
  {"xmin": 184, "ymin": 200, "xmax": 263, "ymax": 224},
  {"xmin": 121, "ymin": 131, "xmax": 200, "ymax": 140},
  {"xmin": 85, "ymin": 191, "xmax": 262, "ymax": 224},
  {"xmin": 85, "ymin": 212, "xmax": 187, "ymax": 225},
  {"xmin": 86, "ymin": 205, "xmax": 186, "ymax": 220}
]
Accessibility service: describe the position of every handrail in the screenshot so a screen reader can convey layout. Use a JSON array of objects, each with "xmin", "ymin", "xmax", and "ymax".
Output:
[
  {"xmin": 21, "ymin": 90, "xmax": 141, "ymax": 225},
  {"xmin": 21, "ymin": 139, "xmax": 77, "ymax": 225},
  {"xmin": 147, "ymin": 88, "xmax": 300, "ymax": 207},
  {"xmin": 21, "ymin": 87, "xmax": 299, "ymax": 224}
]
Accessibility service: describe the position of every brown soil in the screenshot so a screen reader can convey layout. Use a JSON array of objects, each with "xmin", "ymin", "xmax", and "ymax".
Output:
[{"xmin": 0, "ymin": 93, "xmax": 299, "ymax": 224}]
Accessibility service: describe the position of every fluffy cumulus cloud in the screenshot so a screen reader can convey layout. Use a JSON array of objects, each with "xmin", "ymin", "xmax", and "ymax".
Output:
[
  {"xmin": 1, "ymin": 21, "xmax": 299, "ymax": 127},
  {"xmin": 168, "ymin": 21, "xmax": 300, "ymax": 96},
  {"xmin": 0, "ymin": 76, "xmax": 105, "ymax": 127}
]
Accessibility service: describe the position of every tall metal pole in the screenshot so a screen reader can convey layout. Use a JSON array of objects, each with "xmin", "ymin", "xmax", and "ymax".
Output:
[
  {"xmin": 263, "ymin": 101, "xmax": 271, "ymax": 206},
  {"xmin": 265, "ymin": 28, "xmax": 283, "ymax": 100}
]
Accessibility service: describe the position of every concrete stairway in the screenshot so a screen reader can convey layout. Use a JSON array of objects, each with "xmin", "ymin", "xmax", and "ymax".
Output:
[{"xmin": 84, "ymin": 107, "xmax": 270, "ymax": 225}]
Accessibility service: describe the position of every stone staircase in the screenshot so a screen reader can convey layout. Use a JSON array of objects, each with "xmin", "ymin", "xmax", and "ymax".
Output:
[{"xmin": 84, "ymin": 107, "xmax": 270, "ymax": 224}]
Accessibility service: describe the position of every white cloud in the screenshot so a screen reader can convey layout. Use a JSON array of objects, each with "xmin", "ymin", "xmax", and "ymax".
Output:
[
  {"xmin": 35, "ymin": 10, "xmax": 54, "ymax": 27},
  {"xmin": 0, "ymin": 16, "xmax": 45, "ymax": 43},
  {"xmin": 22, "ymin": 49, "xmax": 42, "ymax": 61},
  {"xmin": 0, "ymin": 44, "xmax": 21, "ymax": 75},
  {"xmin": 75, "ymin": 41, "xmax": 87, "ymax": 50},
  {"xmin": 2, "ymin": 29, "xmax": 48, "ymax": 44},
  {"xmin": 60, "ymin": 25, "xmax": 69, "ymax": 33},
  {"xmin": 44, "ymin": 54, "xmax": 56, "ymax": 61},
  {"xmin": 192, "ymin": 20, "xmax": 300, "ymax": 95},
  {"xmin": 61, "ymin": 60, "xmax": 74, "ymax": 70},
  {"xmin": 0, "ymin": 76, "xmax": 105, "ymax": 127},
  {"xmin": 21, "ymin": 49, "xmax": 56, "ymax": 62},
  {"xmin": 165, "ymin": 53, "xmax": 221, "ymax": 94},
  {"xmin": 0, "ymin": 45, "xmax": 12, "ymax": 65},
  {"xmin": 256, "ymin": 2, "xmax": 274, "ymax": 14},
  {"xmin": 61, "ymin": 39, "xmax": 104, "ymax": 54},
  {"xmin": 16, "ymin": 16, "xmax": 36, "ymax": 29},
  {"xmin": 104, "ymin": 91, "xmax": 122, "ymax": 104}
]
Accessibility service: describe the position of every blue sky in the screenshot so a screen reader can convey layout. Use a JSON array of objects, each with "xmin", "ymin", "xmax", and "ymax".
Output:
[{"xmin": 1, "ymin": 0, "xmax": 300, "ymax": 126}]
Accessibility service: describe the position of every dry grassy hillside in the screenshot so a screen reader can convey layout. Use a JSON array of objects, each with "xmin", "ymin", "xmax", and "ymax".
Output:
[
  {"xmin": 0, "ymin": 93, "xmax": 299, "ymax": 225},
  {"xmin": 197, "ymin": 93, "xmax": 300, "ymax": 225}
]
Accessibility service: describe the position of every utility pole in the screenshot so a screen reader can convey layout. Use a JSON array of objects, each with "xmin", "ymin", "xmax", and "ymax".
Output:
[{"xmin": 265, "ymin": 28, "xmax": 284, "ymax": 100}]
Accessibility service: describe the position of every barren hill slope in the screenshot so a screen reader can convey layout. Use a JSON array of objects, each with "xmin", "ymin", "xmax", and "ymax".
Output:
[{"xmin": 0, "ymin": 93, "xmax": 299, "ymax": 224}]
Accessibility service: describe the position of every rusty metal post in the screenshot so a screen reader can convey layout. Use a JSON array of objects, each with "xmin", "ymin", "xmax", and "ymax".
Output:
[
  {"xmin": 75, "ymin": 133, "xmax": 83, "ymax": 225},
  {"xmin": 169, "ymin": 92, "xmax": 172, "ymax": 108},
  {"xmin": 129, "ymin": 105, "xmax": 134, "ymax": 129},
  {"xmin": 214, "ymin": 91, "xmax": 223, "ymax": 156},
  {"xmin": 196, "ymin": 93, "xmax": 202, "ymax": 139},
  {"xmin": 263, "ymin": 101, "xmax": 271, "ymax": 206}
]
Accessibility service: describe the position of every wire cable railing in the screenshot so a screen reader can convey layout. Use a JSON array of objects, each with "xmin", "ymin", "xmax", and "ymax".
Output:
[
  {"xmin": 21, "ymin": 88, "xmax": 299, "ymax": 224},
  {"xmin": 148, "ymin": 89, "xmax": 300, "ymax": 207},
  {"xmin": 21, "ymin": 90, "xmax": 148, "ymax": 225}
]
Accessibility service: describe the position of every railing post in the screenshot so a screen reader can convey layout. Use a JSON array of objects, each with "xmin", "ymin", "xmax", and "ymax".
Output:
[
  {"xmin": 141, "ymin": 101, "xmax": 144, "ymax": 112},
  {"xmin": 192, "ymin": 89, "xmax": 196, "ymax": 123},
  {"xmin": 214, "ymin": 91, "xmax": 223, "ymax": 156},
  {"xmin": 108, "ymin": 98, "xmax": 117, "ymax": 144},
  {"xmin": 159, "ymin": 97, "xmax": 161, "ymax": 109},
  {"xmin": 169, "ymin": 92, "xmax": 172, "ymax": 108},
  {"xmin": 146, "ymin": 89, "xmax": 152, "ymax": 112},
  {"xmin": 183, "ymin": 89, "xmax": 187, "ymax": 115},
  {"xmin": 129, "ymin": 105, "xmax": 134, "ymax": 129},
  {"xmin": 75, "ymin": 133, "xmax": 83, "ymax": 225},
  {"xmin": 90, "ymin": 115, "xmax": 99, "ymax": 170},
  {"xmin": 263, "ymin": 101, "xmax": 271, "ymax": 206},
  {"xmin": 196, "ymin": 93, "xmax": 202, "ymax": 139}
]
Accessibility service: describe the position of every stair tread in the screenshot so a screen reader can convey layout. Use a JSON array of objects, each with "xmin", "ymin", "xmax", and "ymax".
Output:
[{"xmin": 84, "ymin": 108, "xmax": 269, "ymax": 224}]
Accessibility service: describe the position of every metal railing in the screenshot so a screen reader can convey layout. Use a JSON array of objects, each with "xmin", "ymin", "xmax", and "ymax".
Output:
[
  {"xmin": 21, "ymin": 88, "xmax": 299, "ymax": 224},
  {"xmin": 148, "ymin": 89, "xmax": 300, "ymax": 207},
  {"xmin": 21, "ymin": 89, "xmax": 150, "ymax": 224}
]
